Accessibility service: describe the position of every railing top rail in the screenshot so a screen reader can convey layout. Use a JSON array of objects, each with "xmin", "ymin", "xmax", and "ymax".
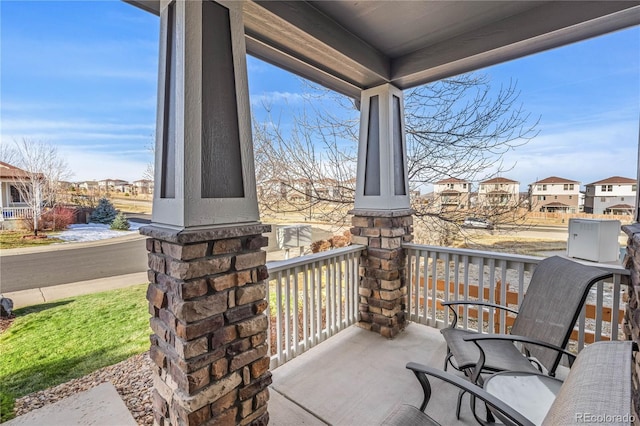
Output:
[
  {"xmin": 402, "ymin": 242, "xmax": 629, "ymax": 276},
  {"xmin": 267, "ymin": 244, "xmax": 366, "ymax": 274},
  {"xmin": 402, "ymin": 242, "xmax": 542, "ymax": 264}
]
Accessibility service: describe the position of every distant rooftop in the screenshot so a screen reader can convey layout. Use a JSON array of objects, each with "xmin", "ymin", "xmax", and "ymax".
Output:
[
  {"xmin": 532, "ymin": 176, "xmax": 579, "ymax": 184},
  {"xmin": 587, "ymin": 176, "xmax": 637, "ymax": 185}
]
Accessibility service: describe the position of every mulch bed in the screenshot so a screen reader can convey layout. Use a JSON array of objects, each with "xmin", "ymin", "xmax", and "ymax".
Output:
[{"xmin": 0, "ymin": 316, "xmax": 15, "ymax": 334}]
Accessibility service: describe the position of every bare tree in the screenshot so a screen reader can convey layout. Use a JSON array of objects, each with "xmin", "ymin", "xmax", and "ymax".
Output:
[
  {"xmin": 11, "ymin": 138, "xmax": 71, "ymax": 235},
  {"xmin": 253, "ymin": 73, "xmax": 539, "ymax": 243},
  {"xmin": 0, "ymin": 143, "xmax": 19, "ymax": 165}
]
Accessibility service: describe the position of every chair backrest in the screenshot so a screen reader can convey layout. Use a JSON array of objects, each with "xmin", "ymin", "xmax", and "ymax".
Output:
[{"xmin": 510, "ymin": 256, "xmax": 612, "ymax": 374}]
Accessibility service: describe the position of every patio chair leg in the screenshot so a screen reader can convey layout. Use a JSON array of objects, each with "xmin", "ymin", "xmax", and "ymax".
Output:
[
  {"xmin": 444, "ymin": 350, "xmax": 453, "ymax": 371},
  {"xmin": 456, "ymin": 388, "xmax": 464, "ymax": 419}
]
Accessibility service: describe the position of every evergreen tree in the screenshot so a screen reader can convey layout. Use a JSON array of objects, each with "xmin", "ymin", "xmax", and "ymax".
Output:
[
  {"xmin": 110, "ymin": 212, "xmax": 130, "ymax": 230},
  {"xmin": 90, "ymin": 198, "xmax": 118, "ymax": 224}
]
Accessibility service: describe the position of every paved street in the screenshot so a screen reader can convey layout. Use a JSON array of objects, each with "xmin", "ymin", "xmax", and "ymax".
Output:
[{"xmin": 0, "ymin": 238, "xmax": 148, "ymax": 293}]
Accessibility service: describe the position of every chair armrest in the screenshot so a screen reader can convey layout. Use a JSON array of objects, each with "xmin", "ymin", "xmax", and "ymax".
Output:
[
  {"xmin": 441, "ymin": 301, "xmax": 519, "ymax": 328},
  {"xmin": 463, "ymin": 334, "xmax": 577, "ymax": 377},
  {"xmin": 406, "ymin": 362, "xmax": 535, "ymax": 426}
]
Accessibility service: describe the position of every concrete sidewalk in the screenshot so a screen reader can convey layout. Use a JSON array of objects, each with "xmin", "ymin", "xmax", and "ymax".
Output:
[{"xmin": 3, "ymin": 272, "xmax": 148, "ymax": 309}]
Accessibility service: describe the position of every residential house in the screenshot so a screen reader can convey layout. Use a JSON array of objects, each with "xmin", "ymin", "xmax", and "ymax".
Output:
[
  {"xmin": 114, "ymin": 182, "xmax": 134, "ymax": 194},
  {"xmin": 0, "ymin": 161, "xmax": 31, "ymax": 220},
  {"xmin": 477, "ymin": 177, "xmax": 520, "ymax": 210},
  {"xmin": 433, "ymin": 178, "xmax": 471, "ymax": 210},
  {"xmin": 77, "ymin": 180, "xmax": 99, "ymax": 193},
  {"xmin": 529, "ymin": 176, "xmax": 580, "ymax": 213},
  {"xmin": 584, "ymin": 176, "xmax": 636, "ymax": 215},
  {"xmin": 133, "ymin": 179, "xmax": 154, "ymax": 195},
  {"xmin": 98, "ymin": 178, "xmax": 129, "ymax": 193}
]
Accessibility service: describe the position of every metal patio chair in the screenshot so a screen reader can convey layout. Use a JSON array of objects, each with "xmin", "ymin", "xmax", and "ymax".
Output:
[
  {"xmin": 439, "ymin": 255, "xmax": 612, "ymax": 417},
  {"xmin": 381, "ymin": 363, "xmax": 534, "ymax": 426}
]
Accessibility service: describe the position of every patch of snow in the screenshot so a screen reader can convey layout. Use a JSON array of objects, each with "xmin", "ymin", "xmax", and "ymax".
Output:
[{"xmin": 56, "ymin": 221, "xmax": 144, "ymax": 243}]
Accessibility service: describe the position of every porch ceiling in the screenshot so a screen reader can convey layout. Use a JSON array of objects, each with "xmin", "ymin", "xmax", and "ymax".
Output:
[{"xmin": 127, "ymin": 1, "xmax": 640, "ymax": 98}]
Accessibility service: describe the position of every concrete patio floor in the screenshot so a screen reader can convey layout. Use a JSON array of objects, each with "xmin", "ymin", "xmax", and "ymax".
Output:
[{"xmin": 269, "ymin": 323, "xmax": 478, "ymax": 426}]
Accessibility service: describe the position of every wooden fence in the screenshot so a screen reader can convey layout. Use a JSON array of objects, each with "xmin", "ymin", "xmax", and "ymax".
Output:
[{"xmin": 417, "ymin": 277, "xmax": 624, "ymax": 343}]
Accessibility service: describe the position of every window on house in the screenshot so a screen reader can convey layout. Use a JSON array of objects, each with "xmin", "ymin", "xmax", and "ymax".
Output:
[
  {"xmin": 10, "ymin": 185, "xmax": 22, "ymax": 203},
  {"xmin": 570, "ymin": 184, "xmax": 574, "ymax": 190},
  {"xmin": 621, "ymin": 197, "xmax": 625, "ymax": 201},
  {"xmin": 554, "ymin": 195, "xmax": 558, "ymax": 199},
  {"xmin": 569, "ymin": 196, "xmax": 572, "ymax": 199},
  {"xmin": 564, "ymin": 184, "xmax": 568, "ymax": 190},
  {"xmin": 543, "ymin": 184, "xmax": 547, "ymax": 190},
  {"xmin": 462, "ymin": 183, "xmax": 467, "ymax": 189},
  {"xmin": 633, "ymin": 185, "xmax": 637, "ymax": 192},
  {"xmin": 538, "ymin": 195, "xmax": 545, "ymax": 201},
  {"xmin": 601, "ymin": 185, "xmax": 613, "ymax": 192}
]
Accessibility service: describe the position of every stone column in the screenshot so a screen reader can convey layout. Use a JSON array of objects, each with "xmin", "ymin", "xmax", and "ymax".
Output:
[
  {"xmin": 351, "ymin": 210, "xmax": 413, "ymax": 338},
  {"xmin": 142, "ymin": 224, "xmax": 271, "ymax": 425},
  {"xmin": 145, "ymin": 1, "xmax": 271, "ymax": 423},
  {"xmin": 622, "ymin": 223, "xmax": 640, "ymax": 421},
  {"xmin": 351, "ymin": 84, "xmax": 413, "ymax": 338}
]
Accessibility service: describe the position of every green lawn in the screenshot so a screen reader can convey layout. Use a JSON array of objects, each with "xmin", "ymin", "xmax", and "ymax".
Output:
[
  {"xmin": 0, "ymin": 284, "xmax": 150, "ymax": 422},
  {"xmin": 0, "ymin": 231, "xmax": 64, "ymax": 250}
]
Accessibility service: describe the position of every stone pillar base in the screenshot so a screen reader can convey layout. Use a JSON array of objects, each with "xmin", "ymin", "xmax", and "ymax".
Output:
[
  {"xmin": 623, "ymin": 224, "xmax": 640, "ymax": 422},
  {"xmin": 349, "ymin": 209, "xmax": 413, "ymax": 338},
  {"xmin": 141, "ymin": 223, "xmax": 271, "ymax": 426}
]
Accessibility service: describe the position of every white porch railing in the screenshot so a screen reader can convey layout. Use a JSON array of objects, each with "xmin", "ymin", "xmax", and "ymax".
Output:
[
  {"xmin": 266, "ymin": 245, "xmax": 365, "ymax": 369},
  {"xmin": 1, "ymin": 207, "xmax": 32, "ymax": 220},
  {"xmin": 404, "ymin": 243, "xmax": 629, "ymax": 352},
  {"xmin": 266, "ymin": 243, "xmax": 628, "ymax": 370}
]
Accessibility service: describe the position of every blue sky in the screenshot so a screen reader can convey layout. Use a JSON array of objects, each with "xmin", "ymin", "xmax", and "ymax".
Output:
[{"xmin": 1, "ymin": 1, "xmax": 639, "ymax": 192}]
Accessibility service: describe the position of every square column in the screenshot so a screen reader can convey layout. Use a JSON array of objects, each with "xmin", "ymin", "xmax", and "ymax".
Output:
[
  {"xmin": 354, "ymin": 84, "xmax": 410, "ymax": 211},
  {"xmin": 153, "ymin": 0, "xmax": 258, "ymax": 229},
  {"xmin": 352, "ymin": 83, "xmax": 414, "ymax": 338},
  {"xmin": 141, "ymin": 224, "xmax": 271, "ymax": 426}
]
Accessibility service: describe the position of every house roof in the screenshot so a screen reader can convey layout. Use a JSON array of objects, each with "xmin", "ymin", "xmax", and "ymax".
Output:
[
  {"xmin": 0, "ymin": 161, "xmax": 30, "ymax": 179},
  {"xmin": 607, "ymin": 204, "xmax": 634, "ymax": 209},
  {"xmin": 587, "ymin": 176, "xmax": 637, "ymax": 185},
  {"xmin": 129, "ymin": 1, "xmax": 640, "ymax": 100},
  {"xmin": 532, "ymin": 176, "xmax": 579, "ymax": 184},
  {"xmin": 480, "ymin": 177, "xmax": 519, "ymax": 184},
  {"xmin": 436, "ymin": 178, "xmax": 468, "ymax": 184},
  {"xmin": 440, "ymin": 190, "xmax": 460, "ymax": 195},
  {"xmin": 543, "ymin": 202, "xmax": 570, "ymax": 207},
  {"xmin": 486, "ymin": 190, "xmax": 511, "ymax": 195}
]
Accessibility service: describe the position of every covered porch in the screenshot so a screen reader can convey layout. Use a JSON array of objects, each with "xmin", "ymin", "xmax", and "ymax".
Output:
[{"xmin": 124, "ymin": 1, "xmax": 640, "ymax": 425}]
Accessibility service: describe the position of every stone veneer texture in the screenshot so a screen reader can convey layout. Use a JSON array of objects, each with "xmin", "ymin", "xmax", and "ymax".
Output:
[
  {"xmin": 350, "ymin": 211, "xmax": 413, "ymax": 338},
  {"xmin": 623, "ymin": 223, "xmax": 640, "ymax": 424},
  {"xmin": 141, "ymin": 224, "xmax": 271, "ymax": 426}
]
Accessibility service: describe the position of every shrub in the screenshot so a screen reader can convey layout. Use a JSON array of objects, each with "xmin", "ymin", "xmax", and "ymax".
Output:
[
  {"xmin": 329, "ymin": 235, "xmax": 350, "ymax": 248},
  {"xmin": 21, "ymin": 206, "xmax": 76, "ymax": 232},
  {"xmin": 110, "ymin": 213, "xmax": 130, "ymax": 231},
  {"xmin": 310, "ymin": 240, "xmax": 331, "ymax": 253},
  {"xmin": 89, "ymin": 198, "xmax": 118, "ymax": 224},
  {"xmin": 40, "ymin": 207, "xmax": 76, "ymax": 231}
]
